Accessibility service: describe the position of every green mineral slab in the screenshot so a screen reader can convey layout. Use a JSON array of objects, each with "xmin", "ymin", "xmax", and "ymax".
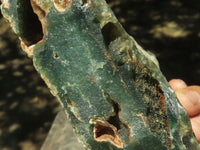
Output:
[{"xmin": 1, "ymin": 0, "xmax": 199, "ymax": 149}]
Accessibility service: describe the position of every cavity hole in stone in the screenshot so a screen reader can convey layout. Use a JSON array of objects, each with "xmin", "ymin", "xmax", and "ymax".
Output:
[
  {"xmin": 102, "ymin": 22, "xmax": 121, "ymax": 46},
  {"xmin": 19, "ymin": 0, "xmax": 43, "ymax": 46},
  {"xmin": 93, "ymin": 101, "xmax": 121, "ymax": 139},
  {"xmin": 95, "ymin": 125, "xmax": 115, "ymax": 138},
  {"xmin": 107, "ymin": 101, "xmax": 121, "ymax": 130},
  {"xmin": 92, "ymin": 98, "xmax": 126, "ymax": 148},
  {"xmin": 53, "ymin": 52, "xmax": 60, "ymax": 59}
]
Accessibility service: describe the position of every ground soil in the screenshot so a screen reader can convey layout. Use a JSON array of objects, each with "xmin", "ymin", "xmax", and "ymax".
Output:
[{"xmin": 0, "ymin": 0, "xmax": 200, "ymax": 149}]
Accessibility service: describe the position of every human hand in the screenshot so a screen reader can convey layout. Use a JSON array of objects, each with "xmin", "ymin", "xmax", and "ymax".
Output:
[{"xmin": 169, "ymin": 79, "xmax": 200, "ymax": 143}]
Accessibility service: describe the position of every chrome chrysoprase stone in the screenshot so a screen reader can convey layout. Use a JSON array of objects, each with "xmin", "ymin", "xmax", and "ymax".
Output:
[{"xmin": 1, "ymin": 0, "xmax": 199, "ymax": 149}]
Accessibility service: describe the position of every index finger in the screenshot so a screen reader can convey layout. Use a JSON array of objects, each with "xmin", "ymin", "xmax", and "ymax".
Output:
[{"xmin": 175, "ymin": 86, "xmax": 200, "ymax": 117}]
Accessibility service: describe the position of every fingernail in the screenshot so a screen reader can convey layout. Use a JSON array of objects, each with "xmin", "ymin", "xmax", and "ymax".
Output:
[{"xmin": 185, "ymin": 90, "xmax": 200, "ymax": 106}]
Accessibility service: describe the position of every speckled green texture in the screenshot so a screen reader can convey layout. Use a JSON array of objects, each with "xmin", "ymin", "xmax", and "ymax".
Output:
[{"xmin": 1, "ymin": 0, "xmax": 199, "ymax": 149}]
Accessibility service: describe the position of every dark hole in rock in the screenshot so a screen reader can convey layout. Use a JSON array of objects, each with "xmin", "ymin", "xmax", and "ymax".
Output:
[
  {"xmin": 92, "ymin": 95, "xmax": 129, "ymax": 147},
  {"xmin": 107, "ymin": 101, "xmax": 121, "ymax": 130},
  {"xmin": 102, "ymin": 22, "xmax": 121, "ymax": 46},
  {"xmin": 53, "ymin": 52, "xmax": 59, "ymax": 59},
  {"xmin": 95, "ymin": 125, "xmax": 115, "ymax": 138},
  {"xmin": 18, "ymin": 0, "xmax": 43, "ymax": 46}
]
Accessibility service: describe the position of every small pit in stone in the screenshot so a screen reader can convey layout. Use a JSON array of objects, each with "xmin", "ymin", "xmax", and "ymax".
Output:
[{"xmin": 53, "ymin": 52, "xmax": 60, "ymax": 59}]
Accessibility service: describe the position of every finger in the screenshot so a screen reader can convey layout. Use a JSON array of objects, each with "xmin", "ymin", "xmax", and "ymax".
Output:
[
  {"xmin": 175, "ymin": 88, "xmax": 200, "ymax": 117},
  {"xmin": 169, "ymin": 79, "xmax": 187, "ymax": 91},
  {"xmin": 186, "ymin": 86, "xmax": 200, "ymax": 95},
  {"xmin": 191, "ymin": 114, "xmax": 200, "ymax": 143}
]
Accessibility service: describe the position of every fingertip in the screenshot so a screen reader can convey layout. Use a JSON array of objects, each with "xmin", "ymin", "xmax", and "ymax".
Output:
[
  {"xmin": 175, "ymin": 89, "xmax": 200, "ymax": 117},
  {"xmin": 187, "ymin": 86, "xmax": 200, "ymax": 95},
  {"xmin": 169, "ymin": 79, "xmax": 187, "ymax": 91},
  {"xmin": 191, "ymin": 115, "xmax": 200, "ymax": 143}
]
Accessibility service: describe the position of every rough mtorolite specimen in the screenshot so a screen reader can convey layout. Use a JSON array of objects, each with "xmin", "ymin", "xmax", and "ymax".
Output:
[{"xmin": 1, "ymin": 0, "xmax": 199, "ymax": 149}]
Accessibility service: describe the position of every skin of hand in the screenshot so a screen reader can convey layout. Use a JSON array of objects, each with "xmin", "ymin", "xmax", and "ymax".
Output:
[{"xmin": 169, "ymin": 79, "xmax": 200, "ymax": 144}]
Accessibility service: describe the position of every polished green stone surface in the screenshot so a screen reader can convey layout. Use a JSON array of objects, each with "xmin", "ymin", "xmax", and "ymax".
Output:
[{"xmin": 1, "ymin": 0, "xmax": 199, "ymax": 149}]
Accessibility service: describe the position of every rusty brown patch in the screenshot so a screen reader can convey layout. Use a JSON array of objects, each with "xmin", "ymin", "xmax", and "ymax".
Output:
[
  {"xmin": 156, "ymin": 86, "xmax": 171, "ymax": 148},
  {"xmin": 31, "ymin": 0, "xmax": 45, "ymax": 18},
  {"xmin": 20, "ymin": 38, "xmax": 44, "ymax": 58},
  {"xmin": 137, "ymin": 113, "xmax": 147, "ymax": 127},
  {"xmin": 42, "ymin": 2, "xmax": 49, "ymax": 11},
  {"xmin": 156, "ymin": 86, "xmax": 165, "ymax": 110},
  {"xmin": 70, "ymin": 101, "xmax": 75, "ymax": 107},
  {"xmin": 53, "ymin": 0, "xmax": 71, "ymax": 12},
  {"xmin": 135, "ymin": 67, "xmax": 172, "ymax": 147},
  {"xmin": 90, "ymin": 119, "xmax": 123, "ymax": 148},
  {"xmin": 91, "ymin": 75, "xmax": 95, "ymax": 82}
]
